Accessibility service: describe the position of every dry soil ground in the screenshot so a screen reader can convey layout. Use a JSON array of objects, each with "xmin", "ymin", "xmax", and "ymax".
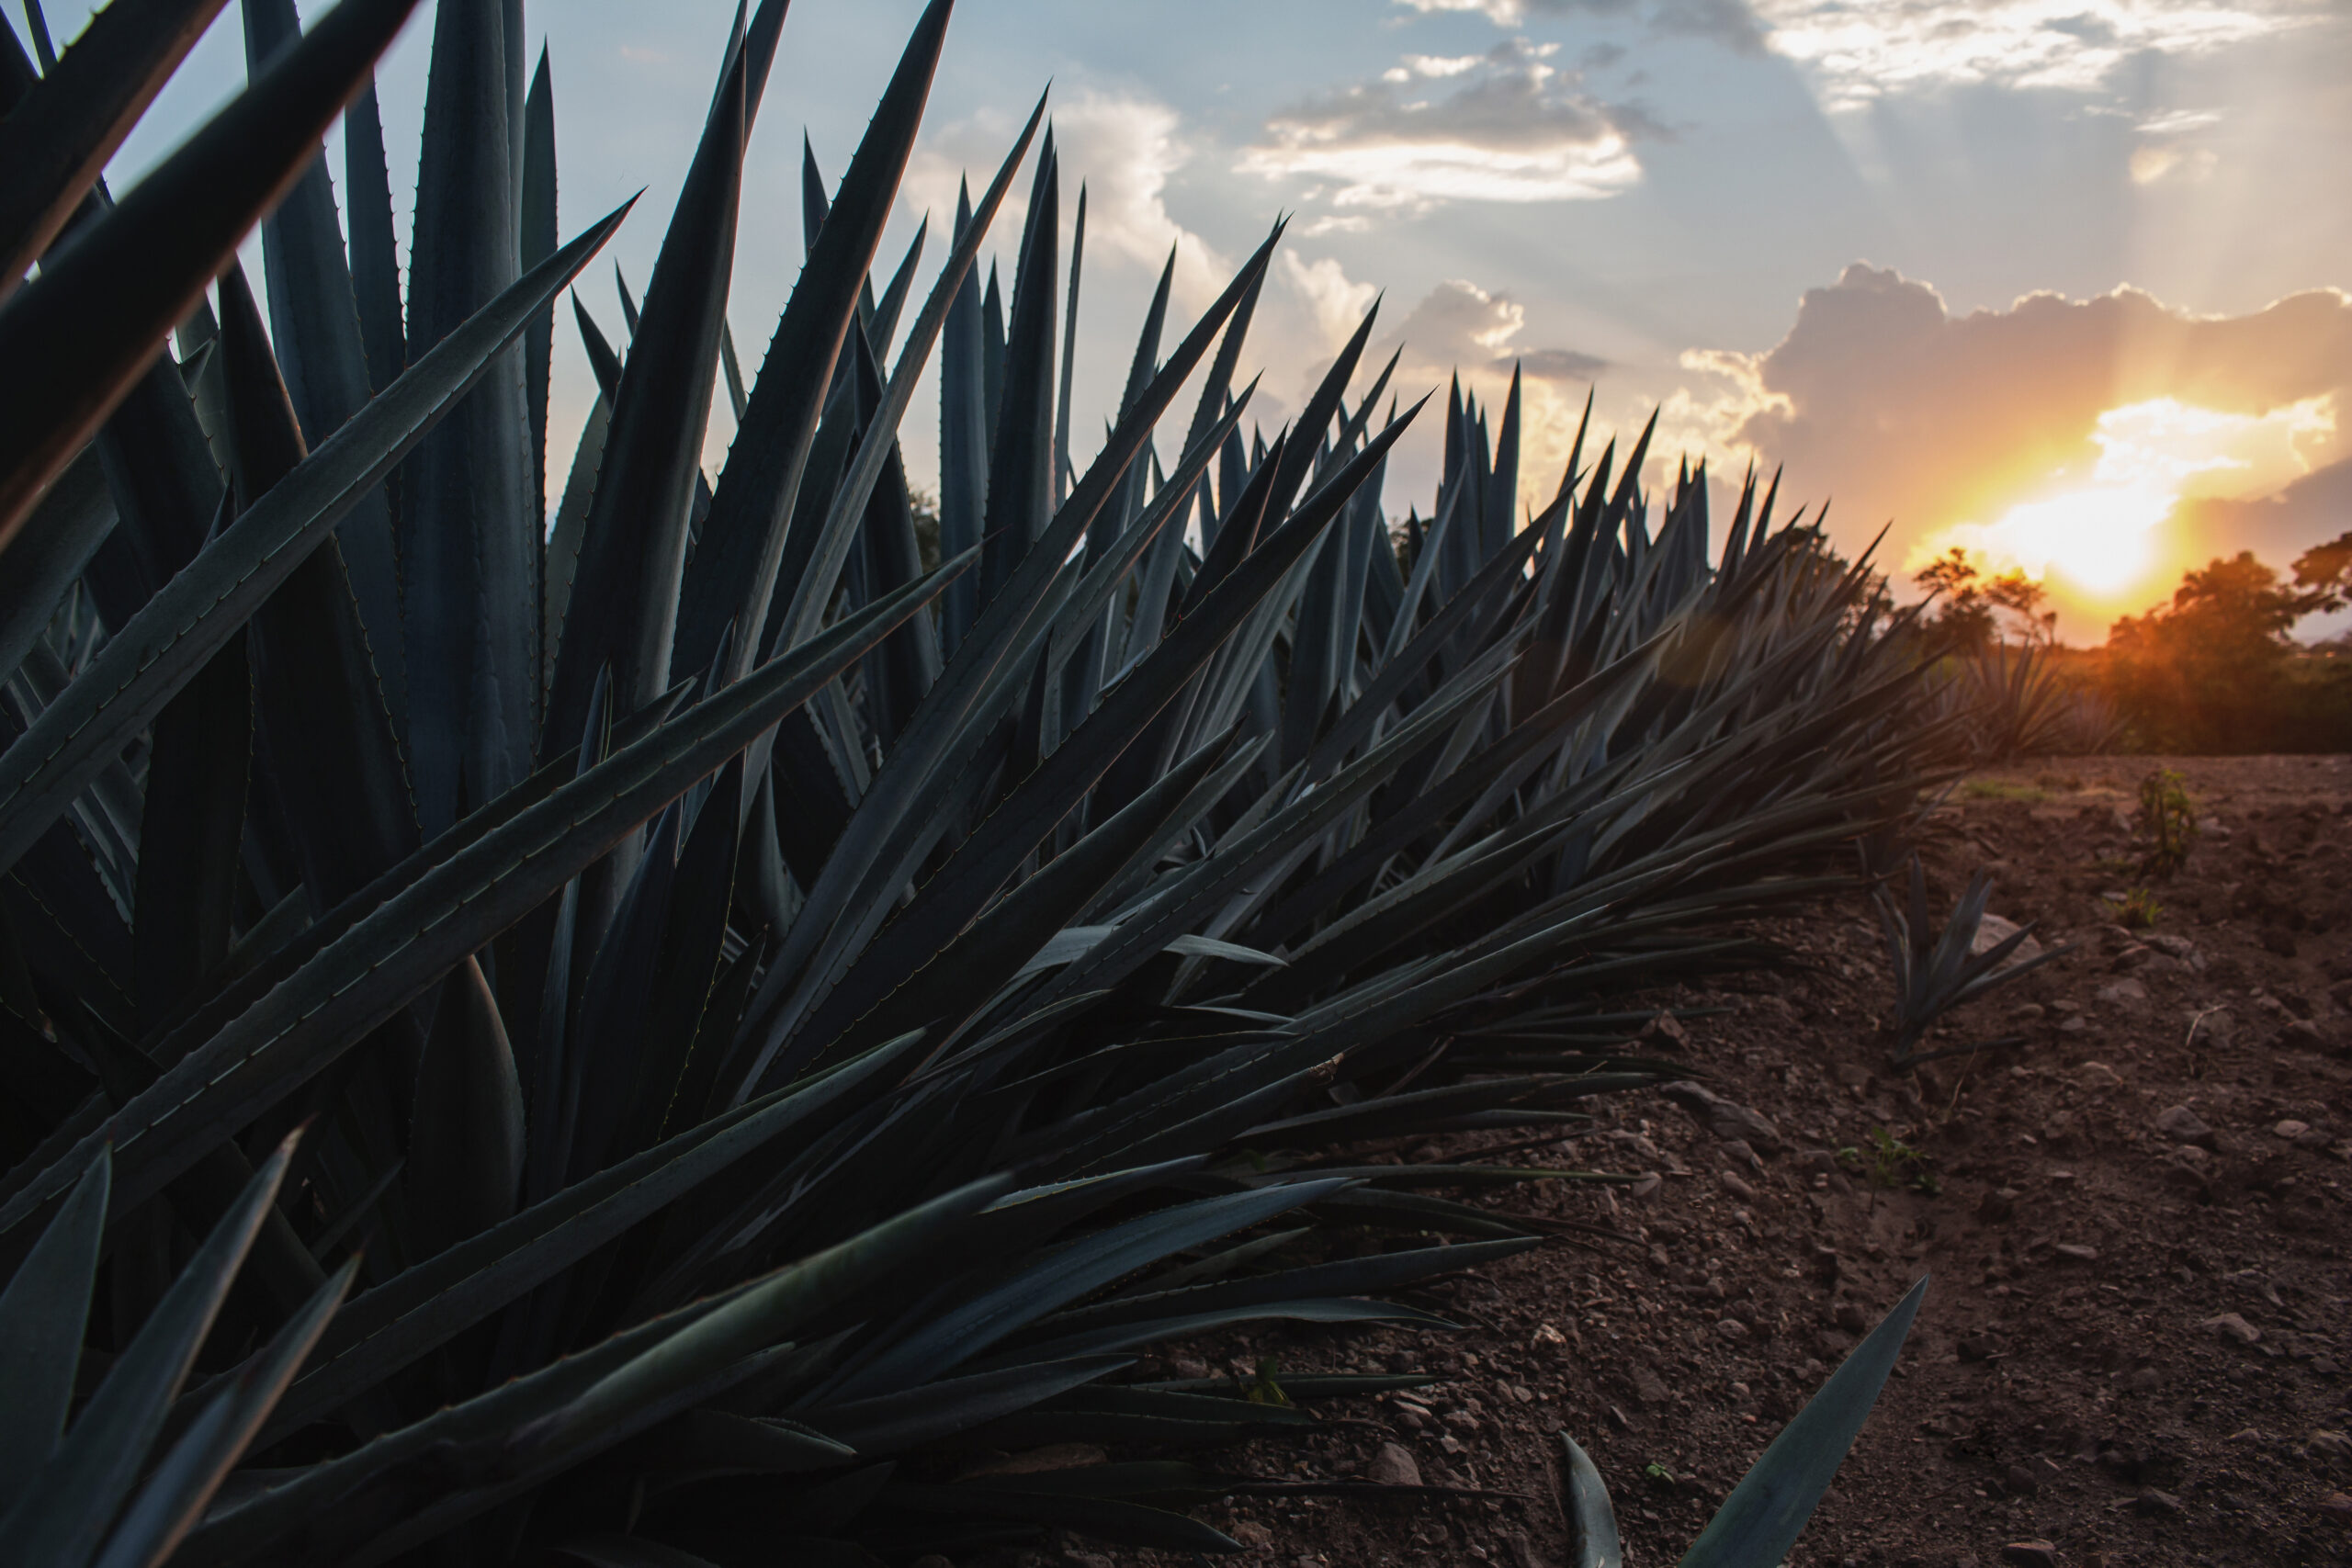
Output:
[{"xmin": 967, "ymin": 754, "xmax": 2352, "ymax": 1568}]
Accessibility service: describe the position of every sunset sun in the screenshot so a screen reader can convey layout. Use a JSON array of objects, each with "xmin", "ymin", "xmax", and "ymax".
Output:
[{"xmin": 1984, "ymin": 485, "xmax": 2168, "ymax": 598}]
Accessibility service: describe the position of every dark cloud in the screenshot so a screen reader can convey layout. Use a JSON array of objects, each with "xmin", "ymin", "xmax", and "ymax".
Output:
[
  {"xmin": 2175, "ymin": 457, "xmax": 2352, "ymax": 573},
  {"xmin": 1506, "ymin": 348, "xmax": 1610, "ymax": 380},
  {"xmin": 1640, "ymin": 0, "xmax": 1769, "ymax": 52},
  {"xmin": 1381, "ymin": 279, "xmax": 1604, "ymax": 383},
  {"xmin": 1272, "ymin": 41, "xmax": 1621, "ymax": 156},
  {"xmin": 1495, "ymin": 0, "xmax": 1769, "ymax": 53},
  {"xmin": 1247, "ymin": 40, "xmax": 1644, "ymax": 207}
]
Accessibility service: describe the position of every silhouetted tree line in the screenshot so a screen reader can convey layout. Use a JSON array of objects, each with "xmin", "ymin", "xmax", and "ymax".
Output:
[
  {"xmin": 2101, "ymin": 536, "xmax": 2352, "ymax": 752},
  {"xmin": 1919, "ymin": 535, "xmax": 2352, "ymax": 754}
]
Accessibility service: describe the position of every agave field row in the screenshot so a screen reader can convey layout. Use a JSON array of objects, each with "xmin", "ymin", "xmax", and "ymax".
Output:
[{"xmin": 0, "ymin": 0, "xmax": 1950, "ymax": 1562}]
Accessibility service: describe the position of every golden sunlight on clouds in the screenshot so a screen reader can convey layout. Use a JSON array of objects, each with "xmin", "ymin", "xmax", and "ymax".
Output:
[
  {"xmin": 1908, "ymin": 395, "xmax": 2337, "ymax": 614},
  {"xmin": 1670, "ymin": 264, "xmax": 2352, "ymax": 638}
]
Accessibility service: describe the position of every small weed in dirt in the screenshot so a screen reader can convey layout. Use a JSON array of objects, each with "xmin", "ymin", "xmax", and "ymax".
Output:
[
  {"xmin": 1841, "ymin": 1127, "xmax": 1940, "ymax": 1194},
  {"xmin": 1244, "ymin": 1357, "xmax": 1294, "ymax": 1406},
  {"xmin": 2135, "ymin": 766, "xmax": 2199, "ymax": 877},
  {"xmin": 2118, "ymin": 886, "xmax": 2162, "ymax": 929}
]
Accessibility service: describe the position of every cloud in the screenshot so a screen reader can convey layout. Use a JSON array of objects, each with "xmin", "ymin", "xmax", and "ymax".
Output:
[
  {"xmin": 2129, "ymin": 143, "xmax": 2220, "ymax": 183},
  {"xmin": 2128, "ymin": 107, "xmax": 2224, "ymax": 184},
  {"xmin": 1385, "ymin": 277, "xmax": 1608, "ymax": 381},
  {"xmin": 1394, "ymin": 0, "xmax": 1766, "ymax": 49},
  {"xmin": 2175, "ymin": 456, "xmax": 2352, "ymax": 611},
  {"xmin": 1751, "ymin": 0, "xmax": 2310, "ymax": 111},
  {"xmin": 1241, "ymin": 40, "xmax": 1644, "ymax": 209},
  {"xmin": 1514, "ymin": 347, "xmax": 1610, "ymax": 379},
  {"xmin": 902, "ymin": 89, "xmax": 1231, "ymax": 312},
  {"xmin": 1374, "ymin": 277, "xmax": 1615, "ymax": 513},
  {"xmin": 1715, "ymin": 264, "xmax": 2352, "ymax": 524},
  {"xmin": 1282, "ymin": 254, "xmax": 1383, "ymax": 348},
  {"xmin": 1395, "ymin": 277, "xmax": 1532, "ymax": 358},
  {"xmin": 1669, "ymin": 263, "xmax": 2352, "ymax": 628},
  {"xmin": 1383, "ymin": 276, "xmax": 1609, "ymax": 380},
  {"xmin": 1398, "ymin": 0, "xmax": 2315, "ymax": 110}
]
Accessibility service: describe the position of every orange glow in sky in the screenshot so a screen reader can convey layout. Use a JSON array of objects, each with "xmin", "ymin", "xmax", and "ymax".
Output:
[{"xmin": 1906, "ymin": 394, "xmax": 2337, "ymax": 633}]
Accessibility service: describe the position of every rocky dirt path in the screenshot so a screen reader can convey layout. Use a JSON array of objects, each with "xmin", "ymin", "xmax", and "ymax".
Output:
[{"xmin": 958, "ymin": 755, "xmax": 2352, "ymax": 1568}]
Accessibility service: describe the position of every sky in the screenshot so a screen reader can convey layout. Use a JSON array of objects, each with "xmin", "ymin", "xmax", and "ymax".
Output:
[{"xmin": 36, "ymin": 0, "xmax": 2352, "ymax": 643}]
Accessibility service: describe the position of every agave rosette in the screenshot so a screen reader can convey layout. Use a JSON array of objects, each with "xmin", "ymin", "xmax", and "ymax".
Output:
[{"xmin": 0, "ymin": 2, "xmax": 1939, "ymax": 1562}]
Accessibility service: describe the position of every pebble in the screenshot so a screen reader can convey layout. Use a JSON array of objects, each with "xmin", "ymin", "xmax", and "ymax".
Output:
[
  {"xmin": 1973, "ymin": 914, "xmax": 2044, "ymax": 964},
  {"xmin": 2001, "ymin": 1541, "xmax": 2059, "ymax": 1567},
  {"xmin": 1641, "ymin": 1010, "xmax": 1691, "ymax": 1047},
  {"xmin": 2076, "ymin": 1061, "xmax": 2121, "ymax": 1089},
  {"xmin": 1632, "ymin": 1368, "xmax": 1671, "ymax": 1406},
  {"xmin": 2205, "ymin": 1313, "xmax": 2262, "ymax": 1345},
  {"xmin": 2135, "ymin": 1488, "xmax": 2184, "ymax": 1517},
  {"xmin": 1603, "ymin": 1129, "xmax": 1665, "ymax": 1162},
  {"xmin": 1366, "ymin": 1441, "xmax": 1423, "ymax": 1487},
  {"xmin": 1715, "ymin": 1317, "xmax": 1751, "ymax": 1343},
  {"xmin": 2003, "ymin": 1463, "xmax": 2041, "ymax": 1495},
  {"xmin": 1659, "ymin": 1081, "xmax": 1787, "ymax": 1156},
  {"xmin": 2053, "ymin": 1243, "xmax": 2099, "ymax": 1262},
  {"xmin": 2154, "ymin": 1105, "xmax": 2216, "ymax": 1147},
  {"xmin": 2320, "ymin": 1493, "xmax": 2352, "ymax": 1526},
  {"xmin": 2273, "ymin": 1119, "xmax": 2311, "ymax": 1141},
  {"xmin": 1720, "ymin": 1170, "xmax": 1758, "ymax": 1201},
  {"xmin": 2098, "ymin": 977, "xmax": 2149, "ymax": 1008}
]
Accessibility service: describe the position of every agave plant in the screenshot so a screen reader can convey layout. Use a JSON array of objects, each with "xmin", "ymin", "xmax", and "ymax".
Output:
[
  {"xmin": 1873, "ymin": 854, "xmax": 2071, "ymax": 1070},
  {"xmin": 0, "ymin": 0, "xmax": 1948, "ymax": 1562},
  {"xmin": 1937, "ymin": 641, "xmax": 2120, "ymax": 761},
  {"xmin": 1561, "ymin": 1276, "xmax": 1928, "ymax": 1568}
]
